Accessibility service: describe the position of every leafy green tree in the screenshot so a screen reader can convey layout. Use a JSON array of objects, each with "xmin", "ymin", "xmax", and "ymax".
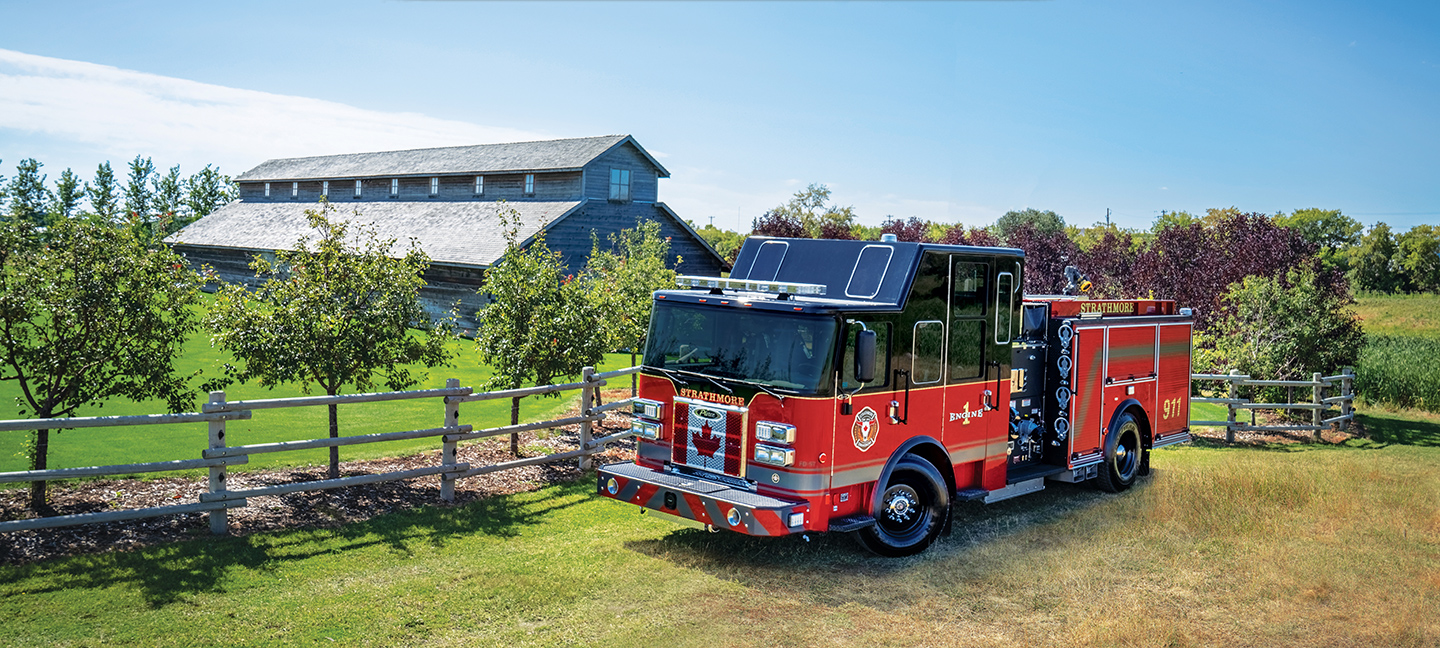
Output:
[
  {"xmin": 49, "ymin": 168, "xmax": 82, "ymax": 222},
  {"xmin": 1275, "ymin": 208, "xmax": 1361, "ymax": 276},
  {"xmin": 0, "ymin": 158, "xmax": 7, "ymax": 207},
  {"xmin": 585, "ymin": 220, "xmax": 680, "ymax": 394},
  {"xmin": 769, "ymin": 183, "xmax": 858, "ymax": 238},
  {"xmin": 1347, "ymin": 223, "xmax": 1403, "ymax": 293},
  {"xmin": 6, "ymin": 158, "xmax": 52, "ymax": 227},
  {"xmin": 151, "ymin": 164, "xmax": 185, "ymax": 232},
  {"xmin": 1151, "ymin": 210, "xmax": 1201, "ymax": 234},
  {"xmin": 0, "ymin": 218, "xmax": 202, "ymax": 511},
  {"xmin": 86, "ymin": 161, "xmax": 120, "ymax": 222},
  {"xmin": 1202, "ymin": 266, "xmax": 1363, "ymax": 404},
  {"xmin": 184, "ymin": 165, "xmax": 237, "ymax": 226},
  {"xmin": 996, "ymin": 208, "xmax": 1065, "ymax": 241},
  {"xmin": 207, "ymin": 201, "xmax": 455, "ymax": 478},
  {"xmin": 476, "ymin": 205, "xmax": 608, "ymax": 455},
  {"xmin": 1395, "ymin": 225, "xmax": 1440, "ymax": 293},
  {"xmin": 124, "ymin": 155, "xmax": 155, "ymax": 231},
  {"xmin": 693, "ymin": 222, "xmax": 745, "ymax": 265}
]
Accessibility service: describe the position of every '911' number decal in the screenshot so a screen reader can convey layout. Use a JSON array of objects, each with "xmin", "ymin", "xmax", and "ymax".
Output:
[{"xmin": 1161, "ymin": 397, "xmax": 1185, "ymax": 420}]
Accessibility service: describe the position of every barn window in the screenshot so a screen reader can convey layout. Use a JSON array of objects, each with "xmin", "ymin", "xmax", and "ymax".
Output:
[
  {"xmin": 524, "ymin": 174, "xmax": 535, "ymax": 195},
  {"xmin": 291, "ymin": 182, "xmax": 298, "ymax": 198},
  {"xmin": 609, "ymin": 168, "xmax": 631, "ymax": 201},
  {"xmin": 354, "ymin": 180, "xmax": 362, "ymax": 198},
  {"xmin": 322, "ymin": 181, "xmax": 329, "ymax": 197},
  {"xmin": 430, "ymin": 177, "xmax": 439, "ymax": 196},
  {"xmin": 264, "ymin": 182, "xmax": 271, "ymax": 197},
  {"xmin": 390, "ymin": 178, "xmax": 399, "ymax": 197},
  {"xmin": 474, "ymin": 176, "xmax": 484, "ymax": 195}
]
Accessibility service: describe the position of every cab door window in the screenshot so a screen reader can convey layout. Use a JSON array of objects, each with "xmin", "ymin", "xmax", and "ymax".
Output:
[
  {"xmin": 947, "ymin": 260, "xmax": 988, "ymax": 383},
  {"xmin": 841, "ymin": 321, "xmax": 892, "ymax": 391}
]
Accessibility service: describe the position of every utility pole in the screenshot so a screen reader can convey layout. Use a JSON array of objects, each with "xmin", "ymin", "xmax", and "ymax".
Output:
[{"xmin": 1106, "ymin": 208, "xmax": 1111, "ymax": 226}]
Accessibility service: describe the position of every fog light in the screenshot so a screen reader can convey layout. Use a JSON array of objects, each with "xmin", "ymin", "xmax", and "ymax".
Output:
[
  {"xmin": 606, "ymin": 477, "xmax": 618, "ymax": 495},
  {"xmin": 726, "ymin": 508, "xmax": 743, "ymax": 527}
]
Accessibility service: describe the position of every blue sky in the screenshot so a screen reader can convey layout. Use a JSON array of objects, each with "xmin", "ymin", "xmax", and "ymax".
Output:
[{"xmin": 1, "ymin": 0, "xmax": 1436, "ymax": 233}]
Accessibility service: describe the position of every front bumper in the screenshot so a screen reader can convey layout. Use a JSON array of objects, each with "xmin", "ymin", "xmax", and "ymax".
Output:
[{"xmin": 597, "ymin": 462, "xmax": 810, "ymax": 536}]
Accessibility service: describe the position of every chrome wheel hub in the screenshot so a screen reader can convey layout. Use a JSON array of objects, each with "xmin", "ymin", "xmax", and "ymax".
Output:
[{"xmin": 884, "ymin": 486, "xmax": 919, "ymax": 524}]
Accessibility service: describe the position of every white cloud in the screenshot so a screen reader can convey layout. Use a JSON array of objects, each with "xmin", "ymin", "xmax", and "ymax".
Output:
[{"xmin": 0, "ymin": 49, "xmax": 547, "ymax": 173}]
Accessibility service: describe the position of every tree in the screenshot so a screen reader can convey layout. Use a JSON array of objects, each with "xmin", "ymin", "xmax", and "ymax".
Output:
[
  {"xmin": 1003, "ymin": 221, "xmax": 1079, "ymax": 295},
  {"xmin": 184, "ymin": 165, "xmax": 237, "ymax": 226},
  {"xmin": 751, "ymin": 209, "xmax": 809, "ymax": 238},
  {"xmin": 6, "ymin": 158, "xmax": 52, "ymax": 227},
  {"xmin": 768, "ymin": 183, "xmax": 858, "ymax": 238},
  {"xmin": 1075, "ymin": 227, "xmax": 1140, "ymax": 299},
  {"xmin": 692, "ymin": 222, "xmax": 745, "ymax": 265},
  {"xmin": 1275, "ymin": 208, "xmax": 1361, "ymax": 276},
  {"xmin": 86, "ymin": 161, "xmax": 120, "ymax": 222},
  {"xmin": 124, "ymin": 155, "xmax": 155, "ymax": 233},
  {"xmin": 1151, "ymin": 210, "xmax": 1201, "ymax": 234},
  {"xmin": 0, "ymin": 218, "xmax": 202, "ymax": 511},
  {"xmin": 585, "ymin": 220, "xmax": 680, "ymax": 393},
  {"xmin": 1395, "ymin": 225, "xmax": 1440, "ymax": 293},
  {"xmin": 49, "ymin": 168, "xmax": 82, "ymax": 222},
  {"xmin": 1202, "ymin": 266, "xmax": 1363, "ymax": 404},
  {"xmin": 937, "ymin": 224, "xmax": 1002, "ymax": 247},
  {"xmin": 207, "ymin": 201, "xmax": 455, "ymax": 478},
  {"xmin": 476, "ymin": 205, "xmax": 608, "ymax": 455},
  {"xmin": 879, "ymin": 216, "xmax": 931, "ymax": 242},
  {"xmin": 151, "ymin": 164, "xmax": 185, "ymax": 233},
  {"xmin": 996, "ymin": 208, "xmax": 1065, "ymax": 241},
  {"xmin": 1347, "ymin": 223, "xmax": 1403, "ymax": 294}
]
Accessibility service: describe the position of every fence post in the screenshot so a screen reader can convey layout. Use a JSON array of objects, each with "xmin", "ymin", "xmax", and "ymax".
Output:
[
  {"xmin": 1311, "ymin": 372, "xmax": 1324, "ymax": 442},
  {"xmin": 579, "ymin": 366, "xmax": 595, "ymax": 472},
  {"xmin": 207, "ymin": 390, "xmax": 229, "ymax": 536},
  {"xmin": 441, "ymin": 378, "xmax": 460, "ymax": 502},
  {"xmin": 1226, "ymin": 370, "xmax": 1240, "ymax": 443},
  {"xmin": 1341, "ymin": 368, "xmax": 1354, "ymax": 432}
]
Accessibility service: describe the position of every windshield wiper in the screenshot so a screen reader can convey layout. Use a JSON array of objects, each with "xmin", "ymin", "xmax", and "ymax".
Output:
[
  {"xmin": 672, "ymin": 368, "xmax": 732, "ymax": 393},
  {"xmin": 650, "ymin": 366, "xmax": 689, "ymax": 385}
]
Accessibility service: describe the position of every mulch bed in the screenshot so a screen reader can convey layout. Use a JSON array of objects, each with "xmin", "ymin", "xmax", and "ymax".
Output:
[{"xmin": 0, "ymin": 393, "xmax": 637, "ymax": 566}]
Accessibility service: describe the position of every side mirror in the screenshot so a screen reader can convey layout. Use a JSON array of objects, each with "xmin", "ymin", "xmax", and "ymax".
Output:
[{"xmin": 855, "ymin": 330, "xmax": 877, "ymax": 383}]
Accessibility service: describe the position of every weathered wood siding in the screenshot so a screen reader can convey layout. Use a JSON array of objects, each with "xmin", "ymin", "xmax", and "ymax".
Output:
[
  {"xmin": 541, "ymin": 203, "xmax": 724, "ymax": 277},
  {"xmin": 174, "ymin": 244, "xmax": 488, "ymax": 332},
  {"xmin": 585, "ymin": 142, "xmax": 660, "ymax": 203},
  {"xmin": 238, "ymin": 172, "xmax": 583, "ymax": 204}
]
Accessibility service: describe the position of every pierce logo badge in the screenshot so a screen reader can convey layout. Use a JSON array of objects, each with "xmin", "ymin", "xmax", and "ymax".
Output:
[{"xmin": 852, "ymin": 407, "xmax": 879, "ymax": 451}]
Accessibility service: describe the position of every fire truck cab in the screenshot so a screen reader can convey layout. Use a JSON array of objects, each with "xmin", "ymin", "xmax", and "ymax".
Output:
[{"xmin": 598, "ymin": 236, "xmax": 1193, "ymax": 556}]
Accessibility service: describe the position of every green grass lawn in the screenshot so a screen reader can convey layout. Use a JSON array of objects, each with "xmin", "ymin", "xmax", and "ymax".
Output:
[
  {"xmin": 2, "ymin": 408, "xmax": 1436, "ymax": 647},
  {"xmin": 1354, "ymin": 292, "xmax": 1440, "ymax": 338},
  {"xmin": 0, "ymin": 324, "xmax": 637, "ymax": 474}
]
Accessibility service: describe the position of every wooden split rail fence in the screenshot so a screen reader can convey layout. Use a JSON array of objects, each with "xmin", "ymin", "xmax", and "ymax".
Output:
[
  {"xmin": 1189, "ymin": 369, "xmax": 1356, "ymax": 443},
  {"xmin": 0, "ymin": 366, "xmax": 640, "ymax": 535}
]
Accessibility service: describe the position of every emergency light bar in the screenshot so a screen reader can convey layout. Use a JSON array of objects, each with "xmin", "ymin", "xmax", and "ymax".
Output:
[{"xmin": 675, "ymin": 275, "xmax": 827, "ymax": 296}]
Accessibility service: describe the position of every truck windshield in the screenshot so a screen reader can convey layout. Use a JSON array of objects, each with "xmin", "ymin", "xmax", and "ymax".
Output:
[{"xmin": 644, "ymin": 302, "xmax": 837, "ymax": 393}]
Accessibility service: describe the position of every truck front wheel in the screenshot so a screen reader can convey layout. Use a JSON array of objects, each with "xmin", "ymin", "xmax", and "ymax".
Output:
[
  {"xmin": 1097, "ymin": 412, "xmax": 1144, "ymax": 493},
  {"xmin": 856, "ymin": 455, "xmax": 950, "ymax": 557}
]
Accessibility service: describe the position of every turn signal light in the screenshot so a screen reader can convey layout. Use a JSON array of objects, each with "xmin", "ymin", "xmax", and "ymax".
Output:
[{"xmin": 756, "ymin": 421, "xmax": 796, "ymax": 444}]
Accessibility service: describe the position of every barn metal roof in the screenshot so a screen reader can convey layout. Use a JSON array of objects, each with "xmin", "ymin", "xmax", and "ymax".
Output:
[
  {"xmin": 234, "ymin": 135, "xmax": 669, "ymax": 182},
  {"xmin": 167, "ymin": 200, "xmax": 583, "ymax": 268}
]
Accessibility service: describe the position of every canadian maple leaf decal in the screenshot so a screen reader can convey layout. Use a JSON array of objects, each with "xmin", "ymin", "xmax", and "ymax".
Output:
[{"xmin": 693, "ymin": 421, "xmax": 722, "ymax": 458}]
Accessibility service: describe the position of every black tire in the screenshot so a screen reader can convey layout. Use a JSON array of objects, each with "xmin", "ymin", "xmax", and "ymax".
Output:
[
  {"xmin": 1097, "ymin": 411, "xmax": 1143, "ymax": 493},
  {"xmin": 856, "ymin": 455, "xmax": 950, "ymax": 557}
]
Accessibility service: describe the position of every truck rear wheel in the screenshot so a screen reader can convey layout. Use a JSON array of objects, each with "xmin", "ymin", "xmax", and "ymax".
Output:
[
  {"xmin": 1097, "ymin": 412, "xmax": 1143, "ymax": 493},
  {"xmin": 856, "ymin": 455, "xmax": 949, "ymax": 557}
]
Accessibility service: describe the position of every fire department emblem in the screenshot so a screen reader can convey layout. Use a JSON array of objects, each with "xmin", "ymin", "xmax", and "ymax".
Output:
[{"xmin": 851, "ymin": 407, "xmax": 879, "ymax": 451}]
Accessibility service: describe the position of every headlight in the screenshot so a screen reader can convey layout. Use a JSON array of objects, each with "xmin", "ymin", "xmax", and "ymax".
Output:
[
  {"xmin": 755, "ymin": 421, "xmax": 796, "ymax": 444},
  {"xmin": 632, "ymin": 398, "xmax": 664, "ymax": 419},
  {"xmin": 631, "ymin": 419, "xmax": 662, "ymax": 440},
  {"xmin": 753, "ymin": 444, "xmax": 795, "ymax": 467}
]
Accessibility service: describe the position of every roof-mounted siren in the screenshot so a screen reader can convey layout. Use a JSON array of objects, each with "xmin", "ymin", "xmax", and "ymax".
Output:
[{"xmin": 675, "ymin": 275, "xmax": 827, "ymax": 300}]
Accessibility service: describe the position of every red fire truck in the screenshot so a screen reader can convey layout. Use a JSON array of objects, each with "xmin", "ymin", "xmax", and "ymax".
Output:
[{"xmin": 598, "ymin": 236, "xmax": 1193, "ymax": 556}]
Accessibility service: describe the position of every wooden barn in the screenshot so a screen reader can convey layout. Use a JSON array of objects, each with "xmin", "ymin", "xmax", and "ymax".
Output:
[{"xmin": 168, "ymin": 135, "xmax": 726, "ymax": 330}]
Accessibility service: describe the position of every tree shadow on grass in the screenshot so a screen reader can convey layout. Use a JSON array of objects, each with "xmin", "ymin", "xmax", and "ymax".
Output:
[
  {"xmin": 1355, "ymin": 412, "xmax": 1440, "ymax": 446},
  {"xmin": 623, "ymin": 479, "xmax": 1117, "ymax": 611},
  {"xmin": 0, "ymin": 484, "xmax": 589, "ymax": 609}
]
